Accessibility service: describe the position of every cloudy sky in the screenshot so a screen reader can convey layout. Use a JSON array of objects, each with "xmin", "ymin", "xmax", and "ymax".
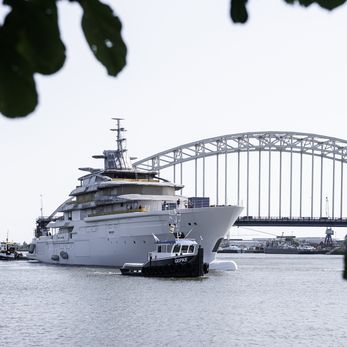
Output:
[{"xmin": 1, "ymin": 0, "xmax": 347, "ymax": 242}]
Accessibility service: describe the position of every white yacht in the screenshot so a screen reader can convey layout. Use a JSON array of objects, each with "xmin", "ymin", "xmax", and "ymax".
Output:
[{"xmin": 29, "ymin": 119, "xmax": 243, "ymax": 267}]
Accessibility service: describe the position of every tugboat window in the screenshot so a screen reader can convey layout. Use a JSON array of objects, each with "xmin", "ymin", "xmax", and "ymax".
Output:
[
  {"xmin": 181, "ymin": 245, "xmax": 189, "ymax": 253},
  {"xmin": 189, "ymin": 245, "xmax": 194, "ymax": 253},
  {"xmin": 173, "ymin": 244, "xmax": 180, "ymax": 253}
]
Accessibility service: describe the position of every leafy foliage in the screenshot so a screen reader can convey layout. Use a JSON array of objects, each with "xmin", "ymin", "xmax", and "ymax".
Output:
[
  {"xmin": 0, "ymin": 0, "xmax": 346, "ymax": 118},
  {"xmin": 230, "ymin": 0, "xmax": 347, "ymax": 23},
  {"xmin": 0, "ymin": 43, "xmax": 38, "ymax": 117},
  {"xmin": 0, "ymin": 0, "xmax": 126, "ymax": 118},
  {"xmin": 284, "ymin": 0, "xmax": 347, "ymax": 11},
  {"xmin": 230, "ymin": 0, "xmax": 248, "ymax": 24},
  {"xmin": 80, "ymin": 0, "xmax": 126, "ymax": 77}
]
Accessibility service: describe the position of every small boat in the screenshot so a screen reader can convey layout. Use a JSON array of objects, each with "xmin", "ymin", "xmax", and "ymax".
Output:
[
  {"xmin": 121, "ymin": 237, "xmax": 209, "ymax": 277},
  {"xmin": 0, "ymin": 240, "xmax": 23, "ymax": 260},
  {"xmin": 264, "ymin": 236, "xmax": 299, "ymax": 254},
  {"xmin": 297, "ymin": 244, "xmax": 317, "ymax": 254}
]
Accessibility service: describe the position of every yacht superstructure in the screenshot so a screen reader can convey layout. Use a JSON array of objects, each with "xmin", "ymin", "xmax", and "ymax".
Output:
[{"xmin": 29, "ymin": 119, "xmax": 243, "ymax": 266}]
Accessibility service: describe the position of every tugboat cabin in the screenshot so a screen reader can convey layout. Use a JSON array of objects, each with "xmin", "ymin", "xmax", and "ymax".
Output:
[{"xmin": 148, "ymin": 239, "xmax": 198, "ymax": 261}]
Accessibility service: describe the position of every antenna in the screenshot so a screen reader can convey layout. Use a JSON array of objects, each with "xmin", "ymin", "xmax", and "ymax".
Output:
[
  {"xmin": 111, "ymin": 117, "xmax": 126, "ymax": 151},
  {"xmin": 169, "ymin": 209, "xmax": 182, "ymax": 239},
  {"xmin": 40, "ymin": 194, "xmax": 44, "ymax": 218},
  {"xmin": 152, "ymin": 233, "xmax": 160, "ymax": 242},
  {"xmin": 184, "ymin": 228, "xmax": 194, "ymax": 239}
]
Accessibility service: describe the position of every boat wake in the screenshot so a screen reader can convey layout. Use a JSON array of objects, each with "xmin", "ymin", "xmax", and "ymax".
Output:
[{"xmin": 209, "ymin": 260, "xmax": 238, "ymax": 271}]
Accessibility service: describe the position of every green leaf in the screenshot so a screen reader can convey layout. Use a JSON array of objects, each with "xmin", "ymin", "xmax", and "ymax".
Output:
[
  {"xmin": 230, "ymin": 0, "xmax": 249, "ymax": 24},
  {"xmin": 284, "ymin": 0, "xmax": 347, "ymax": 10},
  {"xmin": 79, "ymin": 0, "xmax": 127, "ymax": 76},
  {"xmin": 284, "ymin": 0, "xmax": 315, "ymax": 6},
  {"xmin": 0, "ymin": 43, "xmax": 38, "ymax": 118},
  {"xmin": 3, "ymin": 0, "xmax": 66, "ymax": 75}
]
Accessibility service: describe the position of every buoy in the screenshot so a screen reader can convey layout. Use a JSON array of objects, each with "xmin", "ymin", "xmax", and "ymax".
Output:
[{"xmin": 209, "ymin": 260, "xmax": 238, "ymax": 271}]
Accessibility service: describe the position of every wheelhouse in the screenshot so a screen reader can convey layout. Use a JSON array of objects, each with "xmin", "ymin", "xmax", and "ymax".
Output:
[{"xmin": 149, "ymin": 239, "xmax": 198, "ymax": 260}]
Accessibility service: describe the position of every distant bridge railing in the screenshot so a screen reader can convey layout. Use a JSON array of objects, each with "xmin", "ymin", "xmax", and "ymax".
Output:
[{"xmin": 235, "ymin": 216, "xmax": 347, "ymax": 227}]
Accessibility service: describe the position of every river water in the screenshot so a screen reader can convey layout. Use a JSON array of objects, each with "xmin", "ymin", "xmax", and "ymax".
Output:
[{"xmin": 1, "ymin": 254, "xmax": 345, "ymax": 346}]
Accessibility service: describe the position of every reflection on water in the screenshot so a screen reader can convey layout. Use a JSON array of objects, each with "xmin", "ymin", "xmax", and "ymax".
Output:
[{"xmin": 1, "ymin": 254, "xmax": 346, "ymax": 346}]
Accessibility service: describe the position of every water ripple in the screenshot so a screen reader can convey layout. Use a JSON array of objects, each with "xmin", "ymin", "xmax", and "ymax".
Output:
[{"xmin": 0, "ymin": 255, "xmax": 345, "ymax": 346}]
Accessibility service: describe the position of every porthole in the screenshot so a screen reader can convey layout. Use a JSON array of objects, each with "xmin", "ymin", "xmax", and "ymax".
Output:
[{"xmin": 188, "ymin": 222, "xmax": 192, "ymax": 226}]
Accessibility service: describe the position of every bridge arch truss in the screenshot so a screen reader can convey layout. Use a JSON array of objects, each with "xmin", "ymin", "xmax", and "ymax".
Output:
[{"xmin": 134, "ymin": 132, "xmax": 347, "ymax": 220}]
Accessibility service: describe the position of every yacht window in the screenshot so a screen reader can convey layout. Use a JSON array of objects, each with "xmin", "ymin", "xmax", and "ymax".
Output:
[
  {"xmin": 189, "ymin": 245, "xmax": 194, "ymax": 253},
  {"xmin": 181, "ymin": 245, "xmax": 189, "ymax": 253},
  {"xmin": 157, "ymin": 245, "xmax": 162, "ymax": 253},
  {"xmin": 173, "ymin": 244, "xmax": 180, "ymax": 254},
  {"xmin": 166, "ymin": 245, "xmax": 172, "ymax": 253}
]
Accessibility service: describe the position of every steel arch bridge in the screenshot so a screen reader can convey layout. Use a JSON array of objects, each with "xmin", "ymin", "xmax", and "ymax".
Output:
[{"xmin": 134, "ymin": 131, "xmax": 347, "ymax": 227}]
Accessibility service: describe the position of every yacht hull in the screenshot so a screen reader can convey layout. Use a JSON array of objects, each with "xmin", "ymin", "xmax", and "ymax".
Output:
[{"xmin": 30, "ymin": 206, "xmax": 243, "ymax": 267}]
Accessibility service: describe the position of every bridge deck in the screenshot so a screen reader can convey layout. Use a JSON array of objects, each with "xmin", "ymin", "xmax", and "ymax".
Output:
[{"xmin": 235, "ymin": 217, "xmax": 347, "ymax": 227}]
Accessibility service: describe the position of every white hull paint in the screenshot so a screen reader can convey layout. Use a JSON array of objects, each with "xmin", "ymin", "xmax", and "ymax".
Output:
[{"xmin": 32, "ymin": 206, "xmax": 242, "ymax": 267}]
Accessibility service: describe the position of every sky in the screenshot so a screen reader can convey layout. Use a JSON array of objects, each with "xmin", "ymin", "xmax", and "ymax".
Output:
[{"xmin": 1, "ymin": 0, "xmax": 347, "ymax": 242}]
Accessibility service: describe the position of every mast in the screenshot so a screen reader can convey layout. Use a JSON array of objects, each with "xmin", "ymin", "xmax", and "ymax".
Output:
[
  {"xmin": 40, "ymin": 194, "xmax": 44, "ymax": 218},
  {"xmin": 6, "ymin": 230, "xmax": 9, "ymax": 250},
  {"xmin": 93, "ymin": 118, "xmax": 133, "ymax": 170},
  {"xmin": 111, "ymin": 117, "xmax": 126, "ymax": 153}
]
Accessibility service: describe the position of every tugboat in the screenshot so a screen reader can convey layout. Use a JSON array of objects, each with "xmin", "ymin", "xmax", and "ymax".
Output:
[
  {"xmin": 0, "ymin": 236, "xmax": 23, "ymax": 260},
  {"xmin": 121, "ymin": 236, "xmax": 209, "ymax": 277}
]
